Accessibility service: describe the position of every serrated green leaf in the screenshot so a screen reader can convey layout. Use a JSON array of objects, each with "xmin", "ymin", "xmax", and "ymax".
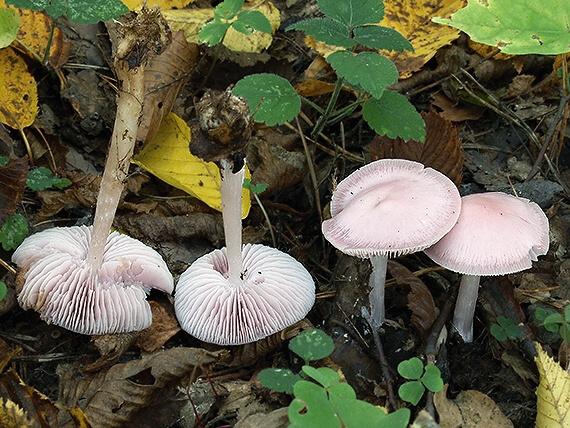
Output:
[
  {"xmin": 398, "ymin": 381, "xmax": 424, "ymax": 406},
  {"xmin": 0, "ymin": 281, "xmax": 7, "ymax": 301},
  {"xmin": 422, "ymin": 365, "xmax": 444, "ymax": 393},
  {"xmin": 258, "ymin": 368, "xmax": 301, "ymax": 394},
  {"xmin": 231, "ymin": 20, "xmax": 252, "ymax": 35},
  {"xmin": 26, "ymin": 167, "xmax": 72, "ymax": 190},
  {"xmin": 288, "ymin": 329, "xmax": 335, "ymax": 363},
  {"xmin": 433, "ymin": 0, "xmax": 570, "ymax": 55},
  {"xmin": 286, "ymin": 18, "xmax": 355, "ymax": 49},
  {"xmin": 327, "ymin": 51, "xmax": 398, "ymax": 99},
  {"xmin": 318, "ymin": 0, "xmax": 384, "ymax": 27},
  {"xmin": 335, "ymin": 398, "xmax": 388, "ymax": 428},
  {"xmin": 214, "ymin": 0, "xmax": 243, "ymax": 19},
  {"xmin": 0, "ymin": 213, "xmax": 28, "ymax": 251},
  {"xmin": 289, "ymin": 381, "xmax": 341, "ymax": 428},
  {"xmin": 362, "ymin": 90, "xmax": 425, "ymax": 141},
  {"xmin": 353, "ymin": 25, "xmax": 413, "ymax": 52},
  {"xmin": 199, "ymin": 19, "xmax": 231, "ymax": 45},
  {"xmin": 397, "ymin": 357, "xmax": 424, "ymax": 380},
  {"xmin": 8, "ymin": 0, "xmax": 128, "ymax": 23},
  {"xmin": 302, "ymin": 366, "xmax": 339, "ymax": 389},
  {"xmin": 237, "ymin": 10, "xmax": 272, "ymax": 34},
  {"xmin": 0, "ymin": 9, "xmax": 20, "ymax": 49},
  {"xmin": 243, "ymin": 178, "xmax": 268, "ymax": 194},
  {"xmin": 232, "ymin": 73, "xmax": 301, "ymax": 126}
]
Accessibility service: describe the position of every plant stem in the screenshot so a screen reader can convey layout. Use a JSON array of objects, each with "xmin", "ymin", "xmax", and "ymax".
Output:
[
  {"xmin": 452, "ymin": 274, "xmax": 481, "ymax": 343},
  {"xmin": 86, "ymin": 55, "xmax": 145, "ymax": 272},
  {"xmin": 220, "ymin": 159, "xmax": 245, "ymax": 284},
  {"xmin": 311, "ymin": 77, "xmax": 344, "ymax": 138}
]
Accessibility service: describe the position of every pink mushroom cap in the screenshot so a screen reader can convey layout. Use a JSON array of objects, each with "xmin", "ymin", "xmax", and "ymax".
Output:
[
  {"xmin": 174, "ymin": 243, "xmax": 315, "ymax": 346},
  {"xmin": 424, "ymin": 192, "xmax": 550, "ymax": 275},
  {"xmin": 12, "ymin": 225, "xmax": 174, "ymax": 335},
  {"xmin": 322, "ymin": 159, "xmax": 462, "ymax": 257}
]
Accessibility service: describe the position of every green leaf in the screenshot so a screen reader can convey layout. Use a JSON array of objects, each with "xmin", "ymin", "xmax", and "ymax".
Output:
[
  {"xmin": 302, "ymin": 366, "xmax": 339, "ymax": 389},
  {"xmin": 398, "ymin": 381, "xmax": 425, "ymax": 406},
  {"xmin": 326, "ymin": 51, "xmax": 398, "ymax": 99},
  {"xmin": 0, "ymin": 281, "xmax": 7, "ymax": 301},
  {"xmin": 243, "ymin": 178, "xmax": 268, "ymax": 194},
  {"xmin": 335, "ymin": 398, "xmax": 388, "ymax": 428},
  {"xmin": 236, "ymin": 10, "xmax": 272, "ymax": 34},
  {"xmin": 258, "ymin": 368, "xmax": 301, "ymax": 394},
  {"xmin": 199, "ymin": 19, "xmax": 231, "ymax": 46},
  {"xmin": 326, "ymin": 382, "xmax": 356, "ymax": 406},
  {"xmin": 421, "ymin": 365, "xmax": 444, "ymax": 393},
  {"xmin": 535, "ymin": 307, "xmax": 548, "ymax": 321},
  {"xmin": 565, "ymin": 305, "xmax": 570, "ymax": 322},
  {"xmin": 0, "ymin": 213, "xmax": 28, "ymax": 251},
  {"xmin": 560, "ymin": 324, "xmax": 570, "ymax": 342},
  {"xmin": 504, "ymin": 323, "xmax": 521, "ymax": 339},
  {"xmin": 0, "ymin": 8, "xmax": 20, "ymax": 49},
  {"xmin": 433, "ymin": 0, "xmax": 570, "ymax": 55},
  {"xmin": 288, "ymin": 329, "xmax": 335, "ymax": 363},
  {"xmin": 7, "ymin": 0, "xmax": 128, "ymax": 23},
  {"xmin": 490, "ymin": 323, "xmax": 508, "ymax": 341},
  {"xmin": 318, "ymin": 0, "xmax": 384, "ymax": 27},
  {"xmin": 397, "ymin": 357, "xmax": 424, "ymax": 380},
  {"xmin": 214, "ymin": 0, "xmax": 243, "ymax": 20},
  {"xmin": 0, "ymin": 156, "xmax": 9, "ymax": 167},
  {"xmin": 232, "ymin": 73, "xmax": 301, "ymax": 126},
  {"xmin": 231, "ymin": 20, "xmax": 252, "ymax": 35},
  {"xmin": 26, "ymin": 167, "xmax": 72, "ymax": 190},
  {"xmin": 380, "ymin": 408, "xmax": 411, "ymax": 428},
  {"xmin": 362, "ymin": 90, "xmax": 426, "ymax": 141},
  {"xmin": 353, "ymin": 26, "xmax": 413, "ymax": 52},
  {"xmin": 286, "ymin": 18, "xmax": 355, "ymax": 49},
  {"xmin": 544, "ymin": 312, "xmax": 564, "ymax": 327},
  {"xmin": 289, "ymin": 381, "xmax": 341, "ymax": 428}
]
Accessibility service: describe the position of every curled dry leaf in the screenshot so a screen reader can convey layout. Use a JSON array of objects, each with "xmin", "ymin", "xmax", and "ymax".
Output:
[
  {"xmin": 135, "ymin": 300, "xmax": 181, "ymax": 353},
  {"xmin": 387, "ymin": 261, "xmax": 437, "ymax": 336},
  {"xmin": 370, "ymin": 109, "xmax": 463, "ymax": 186},
  {"xmin": 0, "ymin": 157, "xmax": 28, "ymax": 224},
  {"xmin": 57, "ymin": 347, "xmax": 228, "ymax": 428}
]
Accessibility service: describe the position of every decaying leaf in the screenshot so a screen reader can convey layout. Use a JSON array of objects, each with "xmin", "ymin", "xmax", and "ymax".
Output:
[
  {"xmin": 434, "ymin": 384, "xmax": 514, "ymax": 428},
  {"xmin": 0, "ymin": 397, "xmax": 32, "ymax": 428},
  {"xmin": 382, "ymin": 0, "xmax": 467, "ymax": 78},
  {"xmin": 0, "ymin": 337, "xmax": 20, "ymax": 372},
  {"xmin": 123, "ymin": 0, "xmax": 195, "ymax": 10},
  {"xmin": 57, "ymin": 347, "xmax": 228, "ymax": 428},
  {"xmin": 0, "ymin": 156, "xmax": 28, "ymax": 224},
  {"xmin": 387, "ymin": 261, "xmax": 437, "ymax": 336},
  {"xmin": 135, "ymin": 300, "xmax": 181, "ymax": 353},
  {"xmin": 0, "ymin": 47, "xmax": 38, "ymax": 129},
  {"xmin": 235, "ymin": 407, "xmax": 289, "ymax": 428},
  {"xmin": 137, "ymin": 30, "xmax": 199, "ymax": 145},
  {"xmin": 163, "ymin": 0, "xmax": 280, "ymax": 53},
  {"xmin": 369, "ymin": 109, "xmax": 463, "ymax": 186},
  {"xmin": 535, "ymin": 342, "xmax": 570, "ymax": 428},
  {"xmin": 132, "ymin": 112, "xmax": 251, "ymax": 217}
]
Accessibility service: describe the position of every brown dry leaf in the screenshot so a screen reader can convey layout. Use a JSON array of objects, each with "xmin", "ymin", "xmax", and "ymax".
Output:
[
  {"xmin": 0, "ymin": 337, "xmax": 20, "ymax": 372},
  {"xmin": 124, "ymin": 0, "xmax": 195, "ymax": 10},
  {"xmin": 387, "ymin": 261, "xmax": 437, "ymax": 335},
  {"xmin": 235, "ymin": 407, "xmax": 289, "ymax": 428},
  {"xmin": 0, "ymin": 47, "xmax": 38, "ymax": 129},
  {"xmin": 135, "ymin": 300, "xmax": 181, "ymax": 352},
  {"xmin": 431, "ymin": 92, "xmax": 486, "ymax": 122},
  {"xmin": 503, "ymin": 75, "xmax": 535, "ymax": 99},
  {"xmin": 137, "ymin": 30, "xmax": 199, "ymax": 145},
  {"xmin": 382, "ymin": 0, "xmax": 467, "ymax": 78},
  {"xmin": 0, "ymin": 156, "xmax": 28, "ymax": 224},
  {"xmin": 57, "ymin": 347, "xmax": 228, "ymax": 428},
  {"xmin": 369, "ymin": 109, "xmax": 463, "ymax": 186},
  {"xmin": 295, "ymin": 79, "xmax": 336, "ymax": 97},
  {"xmin": 0, "ymin": 397, "xmax": 32, "ymax": 428},
  {"xmin": 434, "ymin": 384, "xmax": 514, "ymax": 428}
]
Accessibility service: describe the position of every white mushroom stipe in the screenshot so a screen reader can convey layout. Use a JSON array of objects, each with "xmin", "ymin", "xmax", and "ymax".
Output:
[
  {"xmin": 174, "ymin": 244, "xmax": 315, "ymax": 346},
  {"xmin": 12, "ymin": 225, "xmax": 174, "ymax": 335}
]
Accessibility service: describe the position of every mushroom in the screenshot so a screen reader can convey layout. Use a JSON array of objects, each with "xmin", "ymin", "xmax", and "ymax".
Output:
[
  {"xmin": 424, "ymin": 192, "xmax": 550, "ymax": 342},
  {"xmin": 11, "ymin": 10, "xmax": 174, "ymax": 335},
  {"xmin": 174, "ymin": 160, "xmax": 315, "ymax": 345},
  {"xmin": 321, "ymin": 159, "xmax": 461, "ymax": 327}
]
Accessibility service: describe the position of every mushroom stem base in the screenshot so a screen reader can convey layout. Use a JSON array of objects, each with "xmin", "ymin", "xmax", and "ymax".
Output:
[
  {"xmin": 369, "ymin": 255, "xmax": 388, "ymax": 327},
  {"xmin": 452, "ymin": 274, "xmax": 481, "ymax": 343}
]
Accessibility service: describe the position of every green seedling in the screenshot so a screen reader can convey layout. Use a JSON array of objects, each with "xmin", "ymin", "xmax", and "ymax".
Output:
[
  {"xmin": 26, "ymin": 166, "xmax": 72, "ymax": 191},
  {"xmin": 6, "ymin": 0, "xmax": 128, "ymax": 24},
  {"xmin": 536, "ymin": 306, "xmax": 570, "ymax": 343},
  {"xmin": 259, "ymin": 329, "xmax": 410, "ymax": 427},
  {"xmin": 242, "ymin": 178, "xmax": 268, "ymax": 195},
  {"xmin": 232, "ymin": 0, "xmax": 425, "ymax": 141},
  {"xmin": 397, "ymin": 357, "xmax": 444, "ymax": 406},
  {"xmin": 0, "ymin": 281, "xmax": 7, "ymax": 301},
  {"xmin": 0, "ymin": 214, "xmax": 28, "ymax": 251},
  {"xmin": 490, "ymin": 316, "xmax": 521, "ymax": 341}
]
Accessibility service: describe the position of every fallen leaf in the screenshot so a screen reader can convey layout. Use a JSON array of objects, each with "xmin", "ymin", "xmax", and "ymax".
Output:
[
  {"xmin": 382, "ymin": 0, "xmax": 467, "ymax": 78},
  {"xmin": 0, "ymin": 47, "xmax": 38, "ymax": 129},
  {"xmin": 0, "ymin": 337, "xmax": 20, "ymax": 372},
  {"xmin": 132, "ymin": 112, "xmax": 251, "ymax": 217},
  {"xmin": 434, "ymin": 384, "xmax": 514, "ymax": 428},
  {"xmin": 135, "ymin": 300, "xmax": 181, "ymax": 353},
  {"xmin": 369, "ymin": 109, "xmax": 463, "ymax": 186},
  {"xmin": 123, "ymin": 0, "xmax": 195, "ymax": 10},
  {"xmin": 0, "ymin": 397, "xmax": 32, "ymax": 428},
  {"xmin": 235, "ymin": 407, "xmax": 289, "ymax": 428},
  {"xmin": 430, "ymin": 92, "xmax": 486, "ymax": 122},
  {"xmin": 535, "ymin": 342, "xmax": 570, "ymax": 428},
  {"xmin": 0, "ymin": 156, "xmax": 28, "ymax": 224},
  {"xmin": 163, "ymin": 0, "xmax": 280, "ymax": 53}
]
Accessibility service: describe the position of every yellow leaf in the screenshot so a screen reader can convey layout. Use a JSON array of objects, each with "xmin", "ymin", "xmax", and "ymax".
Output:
[
  {"xmin": 123, "ymin": 0, "xmax": 195, "ymax": 10},
  {"xmin": 0, "ymin": 397, "xmax": 30, "ymax": 428},
  {"xmin": 163, "ymin": 0, "xmax": 280, "ymax": 53},
  {"xmin": 0, "ymin": 47, "xmax": 38, "ymax": 129},
  {"xmin": 132, "ymin": 112, "xmax": 251, "ymax": 218},
  {"xmin": 535, "ymin": 342, "xmax": 570, "ymax": 428}
]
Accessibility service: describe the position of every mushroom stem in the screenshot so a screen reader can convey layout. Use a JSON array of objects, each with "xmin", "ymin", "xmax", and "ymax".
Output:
[
  {"xmin": 86, "ymin": 60, "xmax": 145, "ymax": 272},
  {"xmin": 369, "ymin": 255, "xmax": 388, "ymax": 327},
  {"xmin": 220, "ymin": 159, "xmax": 244, "ymax": 284},
  {"xmin": 452, "ymin": 274, "xmax": 481, "ymax": 343}
]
